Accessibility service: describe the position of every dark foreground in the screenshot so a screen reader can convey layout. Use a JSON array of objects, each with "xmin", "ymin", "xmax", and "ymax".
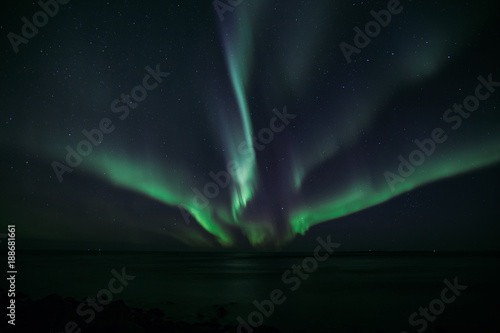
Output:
[
  {"xmin": 1, "ymin": 251, "xmax": 499, "ymax": 332},
  {"xmin": 0, "ymin": 290, "xmax": 280, "ymax": 332}
]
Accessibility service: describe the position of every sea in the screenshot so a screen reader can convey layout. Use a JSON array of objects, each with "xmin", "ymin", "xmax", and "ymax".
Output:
[{"xmin": 13, "ymin": 251, "xmax": 500, "ymax": 332}]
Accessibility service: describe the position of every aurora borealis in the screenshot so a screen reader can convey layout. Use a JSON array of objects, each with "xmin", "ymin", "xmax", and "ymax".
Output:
[{"xmin": 2, "ymin": 0, "xmax": 500, "ymax": 251}]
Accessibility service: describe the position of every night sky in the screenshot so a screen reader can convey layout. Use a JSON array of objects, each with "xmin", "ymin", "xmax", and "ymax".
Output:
[{"xmin": 2, "ymin": 0, "xmax": 499, "ymax": 251}]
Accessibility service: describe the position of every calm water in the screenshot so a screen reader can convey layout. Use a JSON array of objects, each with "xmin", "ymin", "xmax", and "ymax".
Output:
[{"xmin": 13, "ymin": 251, "xmax": 500, "ymax": 332}]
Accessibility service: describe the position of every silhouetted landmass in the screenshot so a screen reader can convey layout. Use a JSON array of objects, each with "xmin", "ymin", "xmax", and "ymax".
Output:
[{"xmin": 0, "ymin": 289, "xmax": 280, "ymax": 333}]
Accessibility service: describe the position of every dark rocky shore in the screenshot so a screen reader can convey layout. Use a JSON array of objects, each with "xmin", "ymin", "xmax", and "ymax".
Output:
[{"xmin": 0, "ymin": 289, "xmax": 280, "ymax": 333}]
